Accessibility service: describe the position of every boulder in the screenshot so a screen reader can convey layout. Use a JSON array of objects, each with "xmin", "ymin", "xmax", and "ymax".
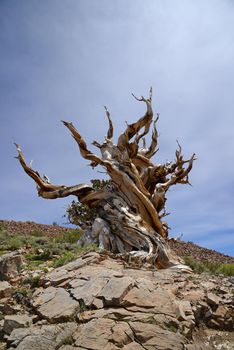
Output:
[
  {"xmin": 0, "ymin": 298, "xmax": 22, "ymax": 315},
  {"xmin": 206, "ymin": 292, "xmax": 222, "ymax": 308},
  {"xmin": 7, "ymin": 322, "xmax": 77, "ymax": 350},
  {"xmin": 0, "ymin": 252, "xmax": 24, "ymax": 281},
  {"xmin": 0, "ymin": 281, "xmax": 12, "ymax": 298},
  {"xmin": 3, "ymin": 314, "xmax": 33, "ymax": 335}
]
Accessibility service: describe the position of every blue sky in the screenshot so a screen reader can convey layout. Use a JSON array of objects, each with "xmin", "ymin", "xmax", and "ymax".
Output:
[{"xmin": 1, "ymin": 0, "xmax": 234, "ymax": 256}]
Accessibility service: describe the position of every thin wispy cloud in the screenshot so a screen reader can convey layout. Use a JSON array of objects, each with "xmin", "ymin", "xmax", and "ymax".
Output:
[{"xmin": 0, "ymin": 0, "xmax": 233, "ymax": 255}]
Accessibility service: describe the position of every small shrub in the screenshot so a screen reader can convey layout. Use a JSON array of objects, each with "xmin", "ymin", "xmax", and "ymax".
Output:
[
  {"xmin": 26, "ymin": 250, "xmax": 51, "ymax": 261},
  {"xmin": 167, "ymin": 324, "xmax": 178, "ymax": 333},
  {"xmin": 51, "ymin": 251, "xmax": 75, "ymax": 268},
  {"xmin": 79, "ymin": 300, "xmax": 86, "ymax": 312},
  {"xmin": 54, "ymin": 230, "xmax": 82, "ymax": 244},
  {"xmin": 30, "ymin": 275, "xmax": 41, "ymax": 288},
  {"xmin": 217, "ymin": 263, "xmax": 234, "ymax": 277},
  {"xmin": 7, "ymin": 236, "xmax": 24, "ymax": 250},
  {"xmin": 23, "ymin": 275, "xmax": 41, "ymax": 288},
  {"xmin": 30, "ymin": 230, "xmax": 45, "ymax": 237},
  {"xmin": 26, "ymin": 260, "xmax": 45, "ymax": 270},
  {"xmin": 62, "ymin": 335, "xmax": 74, "ymax": 345},
  {"xmin": 186, "ymin": 275, "xmax": 194, "ymax": 281},
  {"xmin": 0, "ymin": 229, "xmax": 8, "ymax": 240},
  {"xmin": 34, "ymin": 237, "xmax": 48, "ymax": 245},
  {"xmin": 15, "ymin": 287, "xmax": 28, "ymax": 297},
  {"xmin": 183, "ymin": 256, "xmax": 203, "ymax": 273}
]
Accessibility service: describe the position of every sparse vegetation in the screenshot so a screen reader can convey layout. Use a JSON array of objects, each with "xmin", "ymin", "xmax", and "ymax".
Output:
[
  {"xmin": 51, "ymin": 251, "xmax": 76, "ymax": 268},
  {"xmin": 23, "ymin": 275, "xmax": 41, "ymax": 288},
  {"xmin": 14, "ymin": 287, "xmax": 29, "ymax": 298},
  {"xmin": 0, "ymin": 229, "xmax": 27, "ymax": 253},
  {"xmin": 217, "ymin": 263, "xmax": 234, "ymax": 276},
  {"xmin": 53, "ymin": 230, "xmax": 82, "ymax": 244},
  {"xmin": 62, "ymin": 335, "xmax": 74, "ymax": 346},
  {"xmin": 0, "ymin": 224, "xmax": 97, "ymax": 270},
  {"xmin": 183, "ymin": 256, "xmax": 234, "ymax": 276},
  {"xmin": 1, "ymin": 221, "xmax": 233, "ymax": 277}
]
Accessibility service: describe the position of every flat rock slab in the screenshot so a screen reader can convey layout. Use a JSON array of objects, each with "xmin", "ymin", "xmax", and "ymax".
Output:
[
  {"xmin": 122, "ymin": 285, "xmax": 177, "ymax": 317},
  {"xmin": 97, "ymin": 276, "xmax": 134, "ymax": 306},
  {"xmin": 129, "ymin": 321, "xmax": 185, "ymax": 350},
  {"xmin": 70, "ymin": 276, "xmax": 108, "ymax": 306},
  {"xmin": 32, "ymin": 287, "xmax": 79, "ymax": 322},
  {"xmin": 8, "ymin": 322, "xmax": 77, "ymax": 350},
  {"xmin": 42, "ymin": 252, "xmax": 101, "ymax": 287},
  {"xmin": 73, "ymin": 318, "xmax": 133, "ymax": 350},
  {"xmin": 73, "ymin": 317, "xmax": 186, "ymax": 350}
]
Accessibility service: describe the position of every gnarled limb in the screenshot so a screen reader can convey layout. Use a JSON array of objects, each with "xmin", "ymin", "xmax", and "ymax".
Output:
[
  {"xmin": 14, "ymin": 143, "xmax": 94, "ymax": 200},
  {"xmin": 117, "ymin": 88, "xmax": 154, "ymax": 154},
  {"xmin": 62, "ymin": 121, "xmax": 103, "ymax": 168},
  {"xmin": 138, "ymin": 114, "xmax": 159, "ymax": 159}
]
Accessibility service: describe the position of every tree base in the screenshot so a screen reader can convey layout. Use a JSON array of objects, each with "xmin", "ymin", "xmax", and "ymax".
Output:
[{"xmin": 77, "ymin": 217, "xmax": 191, "ymax": 271}]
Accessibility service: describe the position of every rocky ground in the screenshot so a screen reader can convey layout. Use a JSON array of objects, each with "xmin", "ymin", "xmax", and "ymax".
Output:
[
  {"xmin": 0, "ymin": 220, "xmax": 233, "ymax": 349},
  {"xmin": 0, "ymin": 251, "xmax": 234, "ymax": 350}
]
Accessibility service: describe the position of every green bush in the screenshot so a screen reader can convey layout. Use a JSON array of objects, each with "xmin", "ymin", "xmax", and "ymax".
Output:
[
  {"xmin": 26, "ymin": 250, "xmax": 52, "ymax": 261},
  {"xmin": 0, "ymin": 225, "xmax": 97, "ymax": 272},
  {"xmin": 23, "ymin": 275, "xmax": 41, "ymax": 288},
  {"xmin": 54, "ymin": 230, "xmax": 83, "ymax": 244},
  {"xmin": 183, "ymin": 256, "xmax": 234, "ymax": 276},
  {"xmin": 7, "ymin": 236, "xmax": 25, "ymax": 250},
  {"xmin": 30, "ymin": 230, "xmax": 45, "ymax": 237},
  {"xmin": 51, "ymin": 252, "xmax": 76, "ymax": 268},
  {"xmin": 217, "ymin": 263, "xmax": 234, "ymax": 276}
]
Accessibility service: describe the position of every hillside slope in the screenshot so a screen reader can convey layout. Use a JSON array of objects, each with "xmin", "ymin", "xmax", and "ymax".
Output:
[{"xmin": 1, "ymin": 220, "xmax": 233, "ymax": 264}]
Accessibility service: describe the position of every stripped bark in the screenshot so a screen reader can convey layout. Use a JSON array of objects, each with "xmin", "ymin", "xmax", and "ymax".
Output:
[{"xmin": 15, "ymin": 89, "xmax": 196, "ymax": 269}]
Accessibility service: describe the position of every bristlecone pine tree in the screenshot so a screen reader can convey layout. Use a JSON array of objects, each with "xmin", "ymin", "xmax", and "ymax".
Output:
[{"xmin": 15, "ymin": 89, "xmax": 196, "ymax": 269}]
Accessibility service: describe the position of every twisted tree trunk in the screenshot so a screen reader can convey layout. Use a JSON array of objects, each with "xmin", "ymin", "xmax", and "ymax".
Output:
[{"xmin": 15, "ymin": 89, "xmax": 196, "ymax": 269}]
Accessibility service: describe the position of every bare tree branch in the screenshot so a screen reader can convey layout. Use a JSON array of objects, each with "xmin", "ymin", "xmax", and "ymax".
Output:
[
  {"xmin": 62, "ymin": 121, "xmax": 103, "ymax": 168},
  {"xmin": 117, "ymin": 88, "xmax": 154, "ymax": 153},
  {"xmin": 104, "ymin": 106, "xmax": 114, "ymax": 140},
  {"xmin": 14, "ymin": 143, "xmax": 94, "ymax": 200}
]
